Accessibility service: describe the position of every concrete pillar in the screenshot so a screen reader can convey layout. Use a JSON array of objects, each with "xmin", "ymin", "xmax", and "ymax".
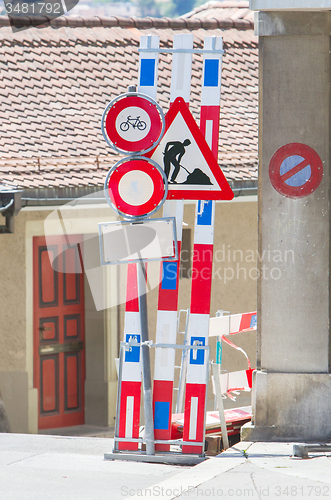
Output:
[{"xmin": 243, "ymin": 11, "xmax": 331, "ymax": 441}]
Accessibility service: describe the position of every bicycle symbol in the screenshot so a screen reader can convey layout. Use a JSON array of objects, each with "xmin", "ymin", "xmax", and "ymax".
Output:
[{"xmin": 120, "ymin": 115, "xmax": 147, "ymax": 132}]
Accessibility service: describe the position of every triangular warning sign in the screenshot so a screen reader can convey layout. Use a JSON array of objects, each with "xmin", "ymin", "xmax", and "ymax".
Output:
[{"xmin": 146, "ymin": 97, "xmax": 234, "ymax": 201}]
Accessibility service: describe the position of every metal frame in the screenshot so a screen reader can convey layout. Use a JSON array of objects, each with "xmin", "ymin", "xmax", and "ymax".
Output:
[
  {"xmin": 112, "ymin": 339, "xmax": 210, "ymax": 457},
  {"xmin": 103, "ymin": 155, "xmax": 168, "ymax": 220},
  {"xmin": 138, "ymin": 48, "xmax": 224, "ymax": 55},
  {"xmin": 138, "ymin": 35, "xmax": 224, "ymax": 55},
  {"xmin": 101, "ymin": 92, "xmax": 165, "ymax": 156},
  {"xmin": 175, "ymin": 309, "xmax": 190, "ymax": 414},
  {"xmin": 98, "ymin": 216, "xmax": 178, "ymax": 265}
]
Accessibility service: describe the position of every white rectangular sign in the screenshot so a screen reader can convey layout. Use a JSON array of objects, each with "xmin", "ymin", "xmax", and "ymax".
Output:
[
  {"xmin": 99, "ymin": 217, "xmax": 178, "ymax": 265},
  {"xmin": 250, "ymin": 0, "xmax": 331, "ymax": 9}
]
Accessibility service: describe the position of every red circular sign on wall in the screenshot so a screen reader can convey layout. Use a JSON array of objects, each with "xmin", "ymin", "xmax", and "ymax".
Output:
[
  {"xmin": 102, "ymin": 94, "xmax": 164, "ymax": 155},
  {"xmin": 269, "ymin": 143, "xmax": 323, "ymax": 199},
  {"xmin": 105, "ymin": 157, "xmax": 168, "ymax": 219}
]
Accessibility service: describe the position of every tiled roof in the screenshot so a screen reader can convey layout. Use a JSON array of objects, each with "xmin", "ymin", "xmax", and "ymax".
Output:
[{"xmin": 0, "ymin": 2, "xmax": 258, "ymax": 190}]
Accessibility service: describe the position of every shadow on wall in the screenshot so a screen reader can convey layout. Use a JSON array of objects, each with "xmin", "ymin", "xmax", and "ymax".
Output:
[{"xmin": 0, "ymin": 392, "xmax": 11, "ymax": 432}]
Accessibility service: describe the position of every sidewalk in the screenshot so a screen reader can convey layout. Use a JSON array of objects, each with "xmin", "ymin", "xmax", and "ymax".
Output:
[
  {"xmin": 39, "ymin": 424, "xmax": 115, "ymax": 438},
  {"xmin": 0, "ymin": 433, "xmax": 330, "ymax": 499}
]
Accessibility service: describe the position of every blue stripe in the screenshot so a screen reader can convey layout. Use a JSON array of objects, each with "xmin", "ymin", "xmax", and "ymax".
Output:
[
  {"xmin": 250, "ymin": 314, "xmax": 257, "ymax": 329},
  {"xmin": 125, "ymin": 334, "xmax": 141, "ymax": 363},
  {"xmin": 204, "ymin": 59, "xmax": 219, "ymax": 87},
  {"xmin": 197, "ymin": 200, "xmax": 213, "ymax": 226},
  {"xmin": 190, "ymin": 337, "xmax": 205, "ymax": 365},
  {"xmin": 140, "ymin": 59, "xmax": 155, "ymax": 87},
  {"xmin": 154, "ymin": 401, "xmax": 170, "ymax": 430},
  {"xmin": 161, "ymin": 262, "xmax": 177, "ymax": 290}
]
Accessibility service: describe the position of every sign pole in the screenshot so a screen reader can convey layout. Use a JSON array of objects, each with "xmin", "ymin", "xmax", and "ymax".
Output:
[
  {"xmin": 137, "ymin": 259, "xmax": 155, "ymax": 455},
  {"xmin": 136, "ymin": 35, "xmax": 160, "ymax": 455}
]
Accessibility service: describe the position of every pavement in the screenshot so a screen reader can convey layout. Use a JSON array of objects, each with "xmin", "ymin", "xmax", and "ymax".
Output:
[
  {"xmin": 0, "ymin": 433, "xmax": 330, "ymax": 500},
  {"xmin": 39, "ymin": 424, "xmax": 115, "ymax": 439}
]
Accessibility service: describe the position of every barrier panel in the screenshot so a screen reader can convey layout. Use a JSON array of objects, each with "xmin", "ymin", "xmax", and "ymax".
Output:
[{"xmin": 109, "ymin": 339, "xmax": 210, "ymax": 464}]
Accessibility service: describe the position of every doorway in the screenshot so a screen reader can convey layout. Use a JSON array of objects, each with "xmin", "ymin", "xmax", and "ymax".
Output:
[{"xmin": 33, "ymin": 235, "xmax": 85, "ymax": 429}]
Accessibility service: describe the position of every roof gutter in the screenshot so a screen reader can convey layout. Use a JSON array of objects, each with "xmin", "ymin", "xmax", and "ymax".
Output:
[
  {"xmin": 0, "ymin": 14, "xmax": 254, "ymax": 31},
  {"xmin": 21, "ymin": 180, "xmax": 257, "ymax": 207}
]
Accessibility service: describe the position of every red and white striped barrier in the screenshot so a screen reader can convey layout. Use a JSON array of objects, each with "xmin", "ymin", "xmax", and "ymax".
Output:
[
  {"xmin": 182, "ymin": 37, "xmax": 224, "ymax": 454},
  {"xmin": 118, "ymin": 263, "xmax": 142, "ymax": 450},
  {"xmin": 210, "ymin": 311, "xmax": 257, "ymax": 401},
  {"xmin": 153, "ymin": 34, "xmax": 193, "ymax": 451},
  {"xmin": 172, "ymin": 406, "xmax": 252, "ymax": 440},
  {"xmin": 209, "ymin": 311, "xmax": 257, "ymax": 337},
  {"xmin": 117, "ymin": 35, "xmax": 160, "ymax": 451}
]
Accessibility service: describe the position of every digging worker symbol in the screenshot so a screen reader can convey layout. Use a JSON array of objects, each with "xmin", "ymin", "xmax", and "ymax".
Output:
[{"xmin": 163, "ymin": 139, "xmax": 191, "ymax": 184}]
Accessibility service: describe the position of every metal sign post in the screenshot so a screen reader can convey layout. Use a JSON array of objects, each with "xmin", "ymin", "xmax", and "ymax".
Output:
[
  {"xmin": 101, "ymin": 87, "xmax": 167, "ymax": 454},
  {"xmin": 137, "ymin": 260, "xmax": 155, "ymax": 456}
]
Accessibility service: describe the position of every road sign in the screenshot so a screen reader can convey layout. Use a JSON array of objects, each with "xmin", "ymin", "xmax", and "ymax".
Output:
[
  {"xmin": 99, "ymin": 218, "xmax": 178, "ymax": 265},
  {"xmin": 269, "ymin": 143, "xmax": 323, "ymax": 198},
  {"xmin": 105, "ymin": 156, "xmax": 168, "ymax": 219},
  {"xmin": 102, "ymin": 93, "xmax": 165, "ymax": 155},
  {"xmin": 147, "ymin": 97, "xmax": 234, "ymax": 200}
]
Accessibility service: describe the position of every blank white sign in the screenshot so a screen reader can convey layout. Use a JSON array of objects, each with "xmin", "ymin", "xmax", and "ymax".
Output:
[{"xmin": 99, "ymin": 217, "xmax": 177, "ymax": 265}]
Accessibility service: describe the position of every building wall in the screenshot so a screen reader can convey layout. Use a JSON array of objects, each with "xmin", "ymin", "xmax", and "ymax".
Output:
[
  {"xmin": 0, "ymin": 195, "xmax": 257, "ymax": 432},
  {"xmin": 0, "ymin": 203, "xmax": 119, "ymax": 433}
]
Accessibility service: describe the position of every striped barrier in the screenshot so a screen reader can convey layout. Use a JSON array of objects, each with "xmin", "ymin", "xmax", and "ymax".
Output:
[
  {"xmin": 209, "ymin": 311, "xmax": 257, "ymax": 337},
  {"xmin": 118, "ymin": 263, "xmax": 142, "ymax": 450},
  {"xmin": 116, "ymin": 35, "xmax": 160, "ymax": 451},
  {"xmin": 210, "ymin": 311, "xmax": 257, "ymax": 401},
  {"xmin": 153, "ymin": 33, "xmax": 193, "ymax": 451},
  {"xmin": 182, "ymin": 37, "xmax": 224, "ymax": 454}
]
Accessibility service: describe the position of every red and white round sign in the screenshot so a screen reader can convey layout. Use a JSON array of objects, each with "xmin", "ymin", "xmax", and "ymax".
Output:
[
  {"xmin": 102, "ymin": 93, "xmax": 165, "ymax": 155},
  {"xmin": 105, "ymin": 157, "xmax": 168, "ymax": 219},
  {"xmin": 269, "ymin": 143, "xmax": 323, "ymax": 198}
]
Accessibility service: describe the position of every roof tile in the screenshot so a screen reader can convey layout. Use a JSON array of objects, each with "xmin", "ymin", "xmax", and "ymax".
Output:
[{"xmin": 0, "ymin": 2, "xmax": 257, "ymax": 189}]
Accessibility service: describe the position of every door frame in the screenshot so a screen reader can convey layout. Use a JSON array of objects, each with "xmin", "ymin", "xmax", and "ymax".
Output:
[
  {"xmin": 33, "ymin": 234, "xmax": 85, "ymax": 429},
  {"xmin": 25, "ymin": 210, "xmax": 119, "ymax": 432}
]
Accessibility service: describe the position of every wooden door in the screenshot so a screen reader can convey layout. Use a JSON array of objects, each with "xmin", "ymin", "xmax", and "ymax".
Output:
[{"xmin": 33, "ymin": 235, "xmax": 85, "ymax": 429}]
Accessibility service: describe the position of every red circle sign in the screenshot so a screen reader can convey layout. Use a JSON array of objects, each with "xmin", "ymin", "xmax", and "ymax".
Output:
[
  {"xmin": 103, "ymin": 95, "xmax": 163, "ymax": 154},
  {"xmin": 269, "ymin": 143, "xmax": 323, "ymax": 198},
  {"xmin": 105, "ymin": 157, "xmax": 167, "ymax": 219}
]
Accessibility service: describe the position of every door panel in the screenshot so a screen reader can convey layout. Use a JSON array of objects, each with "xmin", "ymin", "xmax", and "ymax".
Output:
[{"xmin": 33, "ymin": 235, "xmax": 85, "ymax": 429}]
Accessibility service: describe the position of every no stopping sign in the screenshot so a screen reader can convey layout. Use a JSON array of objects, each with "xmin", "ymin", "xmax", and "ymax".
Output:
[
  {"xmin": 105, "ymin": 156, "xmax": 168, "ymax": 219},
  {"xmin": 269, "ymin": 143, "xmax": 323, "ymax": 199}
]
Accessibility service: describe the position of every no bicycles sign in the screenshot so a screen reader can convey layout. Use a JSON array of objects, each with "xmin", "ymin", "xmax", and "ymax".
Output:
[{"xmin": 101, "ymin": 93, "xmax": 165, "ymax": 155}]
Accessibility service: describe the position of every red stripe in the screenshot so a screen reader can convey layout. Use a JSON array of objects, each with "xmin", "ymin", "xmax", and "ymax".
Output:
[
  {"xmin": 153, "ymin": 380, "xmax": 173, "ymax": 451},
  {"xmin": 200, "ymin": 105, "xmax": 221, "ymax": 159},
  {"xmin": 190, "ymin": 244, "xmax": 213, "ymax": 314},
  {"xmin": 281, "ymin": 158, "xmax": 310, "ymax": 182},
  {"xmin": 118, "ymin": 381, "xmax": 141, "ymax": 451},
  {"xmin": 239, "ymin": 312, "xmax": 254, "ymax": 331},
  {"xmin": 125, "ymin": 264, "xmax": 139, "ymax": 312},
  {"xmin": 246, "ymin": 368, "xmax": 253, "ymax": 389},
  {"xmin": 182, "ymin": 383, "xmax": 206, "ymax": 454},
  {"xmin": 157, "ymin": 241, "xmax": 181, "ymax": 311}
]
